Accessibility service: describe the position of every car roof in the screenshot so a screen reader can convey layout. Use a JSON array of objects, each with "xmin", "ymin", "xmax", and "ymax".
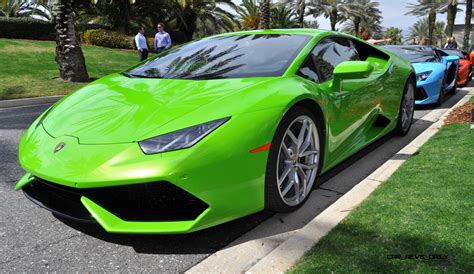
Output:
[
  {"xmin": 384, "ymin": 45, "xmax": 434, "ymax": 51},
  {"xmin": 383, "ymin": 45, "xmax": 436, "ymax": 54},
  {"xmin": 214, "ymin": 28, "xmax": 332, "ymax": 38}
]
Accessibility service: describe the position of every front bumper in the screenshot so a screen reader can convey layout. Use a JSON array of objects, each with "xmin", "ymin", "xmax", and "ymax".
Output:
[
  {"xmin": 16, "ymin": 108, "xmax": 284, "ymax": 233},
  {"xmin": 415, "ymin": 77, "xmax": 444, "ymax": 105}
]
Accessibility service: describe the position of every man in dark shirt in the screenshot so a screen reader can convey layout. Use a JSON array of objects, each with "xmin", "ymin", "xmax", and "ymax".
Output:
[{"xmin": 444, "ymin": 37, "xmax": 458, "ymax": 49}]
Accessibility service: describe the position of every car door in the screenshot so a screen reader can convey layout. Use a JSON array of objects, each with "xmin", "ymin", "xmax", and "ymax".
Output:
[{"xmin": 299, "ymin": 36, "xmax": 381, "ymax": 167}]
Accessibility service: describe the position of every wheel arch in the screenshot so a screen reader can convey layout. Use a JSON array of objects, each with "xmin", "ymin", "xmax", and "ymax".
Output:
[
  {"xmin": 408, "ymin": 72, "xmax": 416, "ymax": 86},
  {"xmin": 446, "ymin": 63, "xmax": 458, "ymax": 84}
]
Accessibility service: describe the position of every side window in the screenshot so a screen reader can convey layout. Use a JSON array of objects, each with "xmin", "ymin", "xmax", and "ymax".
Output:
[
  {"xmin": 297, "ymin": 57, "xmax": 319, "ymax": 82},
  {"xmin": 311, "ymin": 37, "xmax": 360, "ymax": 82}
]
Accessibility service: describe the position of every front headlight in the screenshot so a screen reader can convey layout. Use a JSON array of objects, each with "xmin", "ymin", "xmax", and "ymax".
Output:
[
  {"xmin": 139, "ymin": 117, "xmax": 230, "ymax": 154},
  {"xmin": 416, "ymin": 71, "xmax": 432, "ymax": 81}
]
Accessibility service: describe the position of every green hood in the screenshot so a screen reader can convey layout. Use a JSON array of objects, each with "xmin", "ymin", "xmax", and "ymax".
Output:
[{"xmin": 43, "ymin": 74, "xmax": 268, "ymax": 144}]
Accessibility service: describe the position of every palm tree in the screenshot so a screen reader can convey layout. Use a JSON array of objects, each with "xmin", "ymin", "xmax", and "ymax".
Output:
[
  {"xmin": 340, "ymin": 0, "xmax": 382, "ymax": 37},
  {"xmin": 5, "ymin": 0, "xmax": 53, "ymax": 21},
  {"xmin": 384, "ymin": 27, "xmax": 403, "ymax": 45},
  {"xmin": 433, "ymin": 21, "xmax": 447, "ymax": 47},
  {"xmin": 172, "ymin": 0, "xmax": 239, "ymax": 41},
  {"xmin": 278, "ymin": 0, "xmax": 310, "ymax": 27},
  {"xmin": 464, "ymin": 0, "xmax": 472, "ymax": 49},
  {"xmin": 408, "ymin": 17, "xmax": 446, "ymax": 46},
  {"xmin": 52, "ymin": 0, "xmax": 140, "ymax": 82},
  {"xmin": 51, "ymin": 0, "xmax": 89, "ymax": 82},
  {"xmin": 259, "ymin": 0, "xmax": 271, "ymax": 29},
  {"xmin": 405, "ymin": 0, "xmax": 445, "ymax": 46},
  {"xmin": 236, "ymin": 0, "xmax": 260, "ymax": 29},
  {"xmin": 442, "ymin": 0, "xmax": 461, "ymax": 37},
  {"xmin": 271, "ymin": 5, "xmax": 299, "ymax": 28},
  {"xmin": 306, "ymin": 0, "xmax": 353, "ymax": 31}
]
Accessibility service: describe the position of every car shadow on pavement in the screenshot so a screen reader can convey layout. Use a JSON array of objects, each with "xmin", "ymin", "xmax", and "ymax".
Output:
[{"xmin": 55, "ymin": 210, "xmax": 274, "ymax": 255}]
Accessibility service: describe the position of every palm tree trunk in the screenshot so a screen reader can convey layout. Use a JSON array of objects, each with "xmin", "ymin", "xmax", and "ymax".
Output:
[
  {"xmin": 330, "ymin": 7, "xmax": 337, "ymax": 31},
  {"xmin": 427, "ymin": 12, "xmax": 436, "ymax": 46},
  {"xmin": 52, "ymin": 0, "xmax": 89, "ymax": 82},
  {"xmin": 178, "ymin": 9, "xmax": 197, "ymax": 41},
  {"xmin": 463, "ymin": 0, "xmax": 472, "ymax": 50},
  {"xmin": 259, "ymin": 0, "xmax": 270, "ymax": 29},
  {"xmin": 354, "ymin": 17, "xmax": 361, "ymax": 36},
  {"xmin": 447, "ymin": 3, "xmax": 457, "ymax": 37},
  {"xmin": 298, "ymin": 2, "xmax": 305, "ymax": 27}
]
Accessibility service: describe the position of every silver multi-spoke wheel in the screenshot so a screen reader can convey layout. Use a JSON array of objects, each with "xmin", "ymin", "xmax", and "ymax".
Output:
[
  {"xmin": 276, "ymin": 115, "xmax": 320, "ymax": 206},
  {"xmin": 401, "ymin": 83, "xmax": 414, "ymax": 132}
]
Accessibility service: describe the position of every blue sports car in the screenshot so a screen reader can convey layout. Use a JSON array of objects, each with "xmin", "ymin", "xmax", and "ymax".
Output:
[{"xmin": 384, "ymin": 45, "xmax": 459, "ymax": 105}]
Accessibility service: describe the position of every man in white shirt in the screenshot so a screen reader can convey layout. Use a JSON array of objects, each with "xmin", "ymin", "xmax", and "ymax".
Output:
[
  {"xmin": 154, "ymin": 23, "xmax": 172, "ymax": 54},
  {"xmin": 135, "ymin": 27, "xmax": 148, "ymax": 61}
]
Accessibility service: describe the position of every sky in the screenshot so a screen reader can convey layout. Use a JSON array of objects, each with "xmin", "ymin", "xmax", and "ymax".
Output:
[{"xmin": 229, "ymin": 0, "xmax": 469, "ymax": 34}]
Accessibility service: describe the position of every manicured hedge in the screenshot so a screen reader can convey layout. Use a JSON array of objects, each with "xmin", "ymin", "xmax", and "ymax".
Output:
[
  {"xmin": 0, "ymin": 17, "xmax": 55, "ymax": 40},
  {"xmin": 81, "ymin": 29, "xmax": 155, "ymax": 50}
]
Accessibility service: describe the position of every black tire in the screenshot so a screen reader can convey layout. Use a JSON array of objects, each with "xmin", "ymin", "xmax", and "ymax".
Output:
[
  {"xmin": 265, "ymin": 106, "xmax": 324, "ymax": 213},
  {"xmin": 395, "ymin": 78, "xmax": 415, "ymax": 136},
  {"xmin": 451, "ymin": 80, "xmax": 458, "ymax": 94}
]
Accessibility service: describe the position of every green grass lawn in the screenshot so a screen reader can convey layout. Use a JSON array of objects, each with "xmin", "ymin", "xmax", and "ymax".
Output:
[
  {"xmin": 0, "ymin": 39, "xmax": 139, "ymax": 100},
  {"xmin": 290, "ymin": 123, "xmax": 474, "ymax": 273}
]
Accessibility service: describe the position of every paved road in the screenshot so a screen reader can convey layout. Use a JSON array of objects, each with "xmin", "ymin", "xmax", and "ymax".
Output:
[{"xmin": 0, "ymin": 89, "xmax": 468, "ymax": 272}]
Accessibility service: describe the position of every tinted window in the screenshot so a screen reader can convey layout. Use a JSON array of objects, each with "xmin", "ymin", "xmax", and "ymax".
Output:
[
  {"xmin": 297, "ymin": 58, "xmax": 319, "ymax": 82},
  {"xmin": 384, "ymin": 46, "xmax": 438, "ymax": 63},
  {"xmin": 125, "ymin": 34, "xmax": 311, "ymax": 80},
  {"xmin": 311, "ymin": 37, "xmax": 360, "ymax": 82}
]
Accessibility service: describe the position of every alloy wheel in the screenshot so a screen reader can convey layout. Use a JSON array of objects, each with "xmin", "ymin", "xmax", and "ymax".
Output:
[
  {"xmin": 276, "ymin": 116, "xmax": 320, "ymax": 206},
  {"xmin": 401, "ymin": 83, "xmax": 415, "ymax": 132}
]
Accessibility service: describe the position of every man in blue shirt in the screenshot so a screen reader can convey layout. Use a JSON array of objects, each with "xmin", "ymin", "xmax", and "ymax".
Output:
[
  {"xmin": 154, "ymin": 23, "xmax": 172, "ymax": 54},
  {"xmin": 135, "ymin": 27, "xmax": 148, "ymax": 61}
]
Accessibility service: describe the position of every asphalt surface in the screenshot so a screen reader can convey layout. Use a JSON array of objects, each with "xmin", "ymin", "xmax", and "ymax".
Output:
[{"xmin": 0, "ymin": 89, "xmax": 468, "ymax": 272}]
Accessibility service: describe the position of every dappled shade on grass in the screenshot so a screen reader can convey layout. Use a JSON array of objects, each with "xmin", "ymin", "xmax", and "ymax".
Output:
[
  {"xmin": 290, "ymin": 124, "xmax": 474, "ymax": 273},
  {"xmin": 0, "ymin": 39, "xmax": 138, "ymax": 100}
]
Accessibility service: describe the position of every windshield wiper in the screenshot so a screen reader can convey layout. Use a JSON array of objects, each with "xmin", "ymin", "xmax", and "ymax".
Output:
[
  {"xmin": 184, "ymin": 73, "xmax": 227, "ymax": 80},
  {"xmin": 121, "ymin": 72, "xmax": 136, "ymax": 78},
  {"xmin": 121, "ymin": 72, "xmax": 162, "ymax": 78}
]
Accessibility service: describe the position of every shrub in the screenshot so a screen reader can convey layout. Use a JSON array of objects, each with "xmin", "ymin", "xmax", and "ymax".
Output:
[
  {"xmin": 0, "ymin": 17, "xmax": 54, "ymax": 40},
  {"xmin": 81, "ymin": 29, "xmax": 156, "ymax": 50},
  {"xmin": 81, "ymin": 29, "xmax": 135, "ymax": 49}
]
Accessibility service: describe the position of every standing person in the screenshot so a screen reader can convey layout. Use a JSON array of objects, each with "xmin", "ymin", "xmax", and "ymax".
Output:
[
  {"xmin": 361, "ymin": 31, "xmax": 391, "ymax": 45},
  {"xmin": 135, "ymin": 27, "xmax": 148, "ymax": 61},
  {"xmin": 154, "ymin": 23, "xmax": 172, "ymax": 54},
  {"xmin": 444, "ymin": 37, "xmax": 459, "ymax": 49}
]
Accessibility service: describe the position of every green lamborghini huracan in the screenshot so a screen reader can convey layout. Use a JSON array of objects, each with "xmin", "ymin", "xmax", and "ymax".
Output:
[{"xmin": 16, "ymin": 29, "xmax": 415, "ymax": 234}]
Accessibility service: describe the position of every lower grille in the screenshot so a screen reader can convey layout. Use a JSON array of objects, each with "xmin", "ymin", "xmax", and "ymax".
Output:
[
  {"xmin": 23, "ymin": 178, "xmax": 209, "ymax": 222},
  {"xmin": 415, "ymin": 87, "xmax": 428, "ymax": 100},
  {"xmin": 23, "ymin": 180, "xmax": 95, "ymax": 222}
]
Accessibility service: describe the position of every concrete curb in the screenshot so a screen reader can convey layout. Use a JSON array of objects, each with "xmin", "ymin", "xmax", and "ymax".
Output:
[
  {"xmin": 0, "ymin": 96, "xmax": 63, "ymax": 109},
  {"xmin": 246, "ymin": 91, "xmax": 473, "ymax": 273},
  {"xmin": 187, "ymin": 89, "xmax": 473, "ymax": 274}
]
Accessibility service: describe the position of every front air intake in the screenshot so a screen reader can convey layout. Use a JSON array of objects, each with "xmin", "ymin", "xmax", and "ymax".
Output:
[{"xmin": 23, "ymin": 178, "xmax": 209, "ymax": 222}]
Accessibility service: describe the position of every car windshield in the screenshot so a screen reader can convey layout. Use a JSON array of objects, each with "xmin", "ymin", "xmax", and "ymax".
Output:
[
  {"xmin": 384, "ymin": 46, "xmax": 437, "ymax": 63},
  {"xmin": 125, "ymin": 34, "xmax": 311, "ymax": 80}
]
